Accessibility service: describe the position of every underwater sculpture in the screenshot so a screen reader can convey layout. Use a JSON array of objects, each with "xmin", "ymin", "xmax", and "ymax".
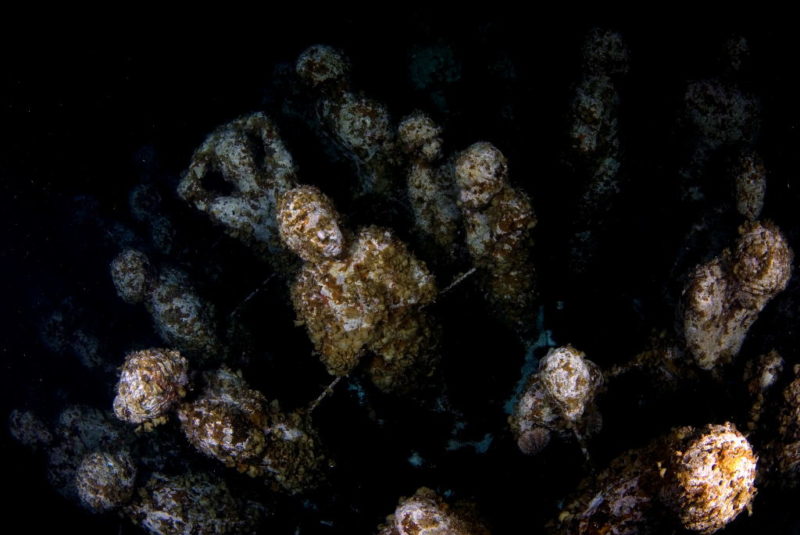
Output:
[
  {"xmin": 551, "ymin": 423, "xmax": 757, "ymax": 535},
  {"xmin": 454, "ymin": 141, "xmax": 537, "ymax": 331},
  {"xmin": 278, "ymin": 185, "xmax": 440, "ymax": 394},
  {"xmin": 12, "ymin": 28, "xmax": 800, "ymax": 535},
  {"xmin": 682, "ymin": 221, "xmax": 792, "ymax": 370}
]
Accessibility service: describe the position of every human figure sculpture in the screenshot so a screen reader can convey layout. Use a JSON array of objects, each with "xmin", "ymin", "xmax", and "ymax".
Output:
[{"xmin": 278, "ymin": 185, "xmax": 439, "ymax": 394}]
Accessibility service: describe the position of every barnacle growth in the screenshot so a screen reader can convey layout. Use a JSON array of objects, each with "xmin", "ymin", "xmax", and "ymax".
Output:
[
  {"xmin": 278, "ymin": 185, "xmax": 439, "ymax": 394},
  {"xmin": 682, "ymin": 221, "xmax": 793, "ymax": 370}
]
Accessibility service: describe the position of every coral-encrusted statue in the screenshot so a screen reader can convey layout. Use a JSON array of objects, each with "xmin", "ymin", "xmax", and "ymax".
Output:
[
  {"xmin": 178, "ymin": 112, "xmax": 298, "ymax": 259},
  {"xmin": 278, "ymin": 185, "xmax": 439, "ymax": 394},
  {"xmin": 682, "ymin": 221, "xmax": 792, "ymax": 370},
  {"xmin": 510, "ymin": 345, "xmax": 604, "ymax": 456},
  {"xmin": 551, "ymin": 423, "xmax": 757, "ymax": 535},
  {"xmin": 113, "ymin": 348, "xmax": 189, "ymax": 429},
  {"xmin": 110, "ymin": 249, "xmax": 220, "ymax": 360},
  {"xmin": 398, "ymin": 111, "xmax": 460, "ymax": 259},
  {"xmin": 744, "ymin": 353, "xmax": 800, "ymax": 486},
  {"xmin": 567, "ymin": 28, "xmax": 630, "ymax": 272},
  {"xmin": 454, "ymin": 142, "xmax": 536, "ymax": 331},
  {"xmin": 125, "ymin": 470, "xmax": 263, "ymax": 534},
  {"xmin": 75, "ymin": 450, "xmax": 137, "ymax": 513},
  {"xmin": 296, "ymin": 45, "xmax": 401, "ymax": 200},
  {"xmin": 378, "ymin": 487, "xmax": 491, "ymax": 535},
  {"xmin": 177, "ymin": 368, "xmax": 327, "ymax": 494},
  {"xmin": 733, "ymin": 150, "xmax": 767, "ymax": 221}
]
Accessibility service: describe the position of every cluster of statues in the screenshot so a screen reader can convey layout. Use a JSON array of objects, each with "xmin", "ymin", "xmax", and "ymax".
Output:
[{"xmin": 11, "ymin": 31, "xmax": 800, "ymax": 535}]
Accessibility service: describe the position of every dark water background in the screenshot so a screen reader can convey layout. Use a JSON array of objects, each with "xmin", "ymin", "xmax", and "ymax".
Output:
[{"xmin": 3, "ymin": 14, "xmax": 800, "ymax": 534}]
